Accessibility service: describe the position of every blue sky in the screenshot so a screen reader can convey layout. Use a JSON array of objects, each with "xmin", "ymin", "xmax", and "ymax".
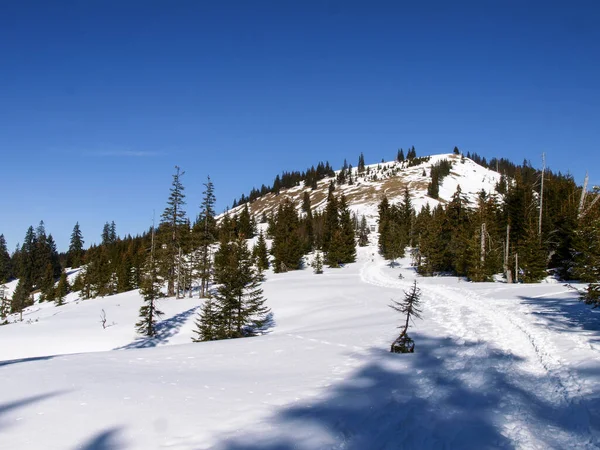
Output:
[{"xmin": 1, "ymin": 1, "xmax": 599, "ymax": 251}]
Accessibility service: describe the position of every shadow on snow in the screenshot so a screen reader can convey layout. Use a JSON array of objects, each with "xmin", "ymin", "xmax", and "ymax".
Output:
[
  {"xmin": 114, "ymin": 307, "xmax": 199, "ymax": 350},
  {"xmin": 218, "ymin": 334, "xmax": 600, "ymax": 450},
  {"xmin": 76, "ymin": 427, "xmax": 125, "ymax": 450}
]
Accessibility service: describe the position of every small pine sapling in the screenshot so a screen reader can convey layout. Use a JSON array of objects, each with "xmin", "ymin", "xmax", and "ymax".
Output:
[
  {"xmin": 390, "ymin": 280, "xmax": 422, "ymax": 353},
  {"xmin": 55, "ymin": 270, "xmax": 70, "ymax": 306},
  {"xmin": 313, "ymin": 251, "xmax": 324, "ymax": 274}
]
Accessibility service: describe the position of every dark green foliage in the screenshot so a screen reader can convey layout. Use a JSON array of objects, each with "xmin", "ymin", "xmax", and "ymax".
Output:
[
  {"xmin": 136, "ymin": 244, "xmax": 165, "ymax": 336},
  {"xmin": 313, "ymin": 251, "xmax": 324, "ymax": 274},
  {"xmin": 453, "ymin": 146, "xmax": 460, "ymax": 155},
  {"xmin": 11, "ymin": 278, "xmax": 32, "ymax": 319},
  {"xmin": 427, "ymin": 159, "xmax": 452, "ymax": 199},
  {"xmin": 358, "ymin": 152, "xmax": 366, "ymax": 174},
  {"xmin": 390, "ymin": 280, "xmax": 422, "ymax": 353},
  {"xmin": 160, "ymin": 166, "xmax": 187, "ymax": 297},
  {"xmin": 378, "ymin": 190, "xmax": 413, "ymax": 264},
  {"xmin": 271, "ymin": 200, "xmax": 305, "ymax": 272},
  {"xmin": 0, "ymin": 235, "xmax": 12, "ymax": 283},
  {"xmin": 194, "ymin": 236, "xmax": 270, "ymax": 341},
  {"xmin": 253, "ymin": 231, "xmax": 269, "ymax": 271},
  {"xmin": 237, "ymin": 203, "xmax": 255, "ymax": 239},
  {"xmin": 235, "ymin": 161, "xmax": 335, "ymax": 206},
  {"xmin": 358, "ymin": 215, "xmax": 369, "ymax": 247},
  {"xmin": 397, "ymin": 148, "xmax": 405, "ymax": 162},
  {"xmin": 55, "ymin": 270, "xmax": 69, "ymax": 306},
  {"xmin": 194, "ymin": 176, "xmax": 218, "ymax": 298},
  {"xmin": 68, "ymin": 223, "xmax": 85, "ymax": 268}
]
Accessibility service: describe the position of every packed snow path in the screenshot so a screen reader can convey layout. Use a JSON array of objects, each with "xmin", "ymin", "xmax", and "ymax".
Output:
[{"xmin": 1, "ymin": 246, "xmax": 600, "ymax": 449}]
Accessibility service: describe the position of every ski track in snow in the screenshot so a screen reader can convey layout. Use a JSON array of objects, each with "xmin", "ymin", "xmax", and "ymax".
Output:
[{"xmin": 359, "ymin": 257, "xmax": 599, "ymax": 449}]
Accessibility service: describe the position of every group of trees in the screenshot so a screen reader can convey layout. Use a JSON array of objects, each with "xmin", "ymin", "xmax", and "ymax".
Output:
[
  {"xmin": 378, "ymin": 158, "xmax": 600, "ymax": 304},
  {"xmin": 265, "ymin": 189, "xmax": 357, "ymax": 272}
]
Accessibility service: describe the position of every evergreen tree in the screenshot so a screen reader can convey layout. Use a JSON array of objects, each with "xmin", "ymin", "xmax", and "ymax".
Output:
[
  {"xmin": 237, "ymin": 203, "xmax": 254, "ymax": 238},
  {"xmin": 68, "ymin": 222, "xmax": 85, "ymax": 268},
  {"xmin": 253, "ymin": 231, "xmax": 269, "ymax": 271},
  {"xmin": 390, "ymin": 280, "xmax": 422, "ymax": 353},
  {"xmin": 136, "ymin": 225, "xmax": 164, "ymax": 336},
  {"xmin": 160, "ymin": 166, "xmax": 187, "ymax": 297},
  {"xmin": 193, "ymin": 297, "xmax": 222, "ymax": 341},
  {"xmin": 397, "ymin": 149, "xmax": 405, "ymax": 162},
  {"xmin": 0, "ymin": 234, "xmax": 12, "ymax": 283},
  {"xmin": 11, "ymin": 278, "xmax": 32, "ymax": 321},
  {"xmin": 195, "ymin": 236, "xmax": 270, "ymax": 340},
  {"xmin": 194, "ymin": 176, "xmax": 217, "ymax": 298},
  {"xmin": 271, "ymin": 200, "xmax": 304, "ymax": 272},
  {"xmin": 313, "ymin": 251, "xmax": 324, "ymax": 274},
  {"xmin": 55, "ymin": 269, "xmax": 69, "ymax": 306},
  {"xmin": 358, "ymin": 152, "xmax": 366, "ymax": 174},
  {"xmin": 338, "ymin": 195, "xmax": 356, "ymax": 263},
  {"xmin": 301, "ymin": 191, "xmax": 315, "ymax": 251},
  {"xmin": 358, "ymin": 215, "xmax": 369, "ymax": 247}
]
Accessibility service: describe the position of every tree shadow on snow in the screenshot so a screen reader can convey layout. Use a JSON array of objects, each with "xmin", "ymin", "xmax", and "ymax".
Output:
[
  {"xmin": 519, "ymin": 294, "xmax": 600, "ymax": 345},
  {"xmin": 218, "ymin": 334, "xmax": 600, "ymax": 449},
  {"xmin": 114, "ymin": 307, "xmax": 199, "ymax": 350},
  {"xmin": 0, "ymin": 354, "xmax": 58, "ymax": 367},
  {"xmin": 76, "ymin": 427, "xmax": 125, "ymax": 450},
  {"xmin": 0, "ymin": 391, "xmax": 68, "ymax": 434}
]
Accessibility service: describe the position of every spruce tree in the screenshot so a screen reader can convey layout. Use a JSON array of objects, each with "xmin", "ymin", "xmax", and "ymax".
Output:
[
  {"xmin": 358, "ymin": 153, "xmax": 366, "ymax": 174},
  {"xmin": 0, "ymin": 234, "xmax": 12, "ymax": 283},
  {"xmin": 358, "ymin": 215, "xmax": 369, "ymax": 247},
  {"xmin": 390, "ymin": 280, "xmax": 422, "ymax": 353},
  {"xmin": 195, "ymin": 236, "xmax": 270, "ymax": 340},
  {"xmin": 12, "ymin": 278, "xmax": 32, "ymax": 321},
  {"xmin": 194, "ymin": 176, "xmax": 217, "ymax": 298},
  {"xmin": 271, "ymin": 200, "xmax": 304, "ymax": 272},
  {"xmin": 193, "ymin": 297, "xmax": 222, "ymax": 341},
  {"xmin": 136, "ymin": 226, "xmax": 164, "ymax": 336},
  {"xmin": 160, "ymin": 166, "xmax": 187, "ymax": 297},
  {"xmin": 338, "ymin": 195, "xmax": 356, "ymax": 264},
  {"xmin": 55, "ymin": 269, "xmax": 69, "ymax": 306},
  {"xmin": 68, "ymin": 222, "xmax": 85, "ymax": 268},
  {"xmin": 313, "ymin": 251, "xmax": 324, "ymax": 274},
  {"xmin": 253, "ymin": 231, "xmax": 269, "ymax": 271}
]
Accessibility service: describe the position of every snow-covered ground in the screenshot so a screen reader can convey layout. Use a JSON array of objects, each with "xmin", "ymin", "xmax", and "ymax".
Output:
[{"xmin": 1, "ymin": 238, "xmax": 599, "ymax": 449}]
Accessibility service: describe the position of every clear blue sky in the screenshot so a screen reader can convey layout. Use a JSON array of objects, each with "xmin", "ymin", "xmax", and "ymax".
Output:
[{"xmin": 1, "ymin": 1, "xmax": 599, "ymax": 251}]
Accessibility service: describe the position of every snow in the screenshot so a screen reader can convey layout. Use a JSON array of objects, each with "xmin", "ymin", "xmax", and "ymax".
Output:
[{"xmin": 1, "ymin": 237, "xmax": 600, "ymax": 449}]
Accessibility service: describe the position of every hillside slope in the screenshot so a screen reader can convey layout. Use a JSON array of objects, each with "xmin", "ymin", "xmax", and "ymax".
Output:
[
  {"xmin": 227, "ymin": 153, "xmax": 502, "ymax": 222},
  {"xmin": 1, "ymin": 236, "xmax": 599, "ymax": 449}
]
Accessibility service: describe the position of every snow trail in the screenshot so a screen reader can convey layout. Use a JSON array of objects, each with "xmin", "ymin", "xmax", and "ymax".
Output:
[{"xmin": 360, "ymin": 256, "xmax": 599, "ymax": 448}]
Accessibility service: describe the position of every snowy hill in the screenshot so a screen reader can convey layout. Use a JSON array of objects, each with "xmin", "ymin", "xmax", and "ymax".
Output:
[
  {"xmin": 1, "ymin": 235, "xmax": 600, "ymax": 449},
  {"xmin": 225, "ymin": 153, "xmax": 502, "ymax": 223}
]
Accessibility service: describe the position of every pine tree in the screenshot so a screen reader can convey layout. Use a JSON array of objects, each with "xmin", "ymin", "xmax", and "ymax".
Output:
[
  {"xmin": 301, "ymin": 191, "xmax": 315, "ymax": 251},
  {"xmin": 68, "ymin": 222, "xmax": 85, "ymax": 268},
  {"xmin": 195, "ymin": 236, "xmax": 270, "ymax": 340},
  {"xmin": 136, "ymin": 224, "xmax": 164, "ymax": 336},
  {"xmin": 194, "ymin": 176, "xmax": 217, "ymax": 298},
  {"xmin": 358, "ymin": 215, "xmax": 369, "ymax": 247},
  {"xmin": 0, "ymin": 234, "xmax": 12, "ymax": 283},
  {"xmin": 313, "ymin": 251, "xmax": 324, "ymax": 274},
  {"xmin": 55, "ymin": 269, "xmax": 69, "ymax": 306},
  {"xmin": 271, "ymin": 200, "xmax": 304, "ymax": 272},
  {"xmin": 160, "ymin": 166, "xmax": 187, "ymax": 297},
  {"xmin": 338, "ymin": 195, "xmax": 356, "ymax": 264},
  {"xmin": 397, "ymin": 149, "xmax": 405, "ymax": 162},
  {"xmin": 11, "ymin": 278, "xmax": 32, "ymax": 321},
  {"xmin": 237, "ymin": 203, "xmax": 254, "ymax": 238},
  {"xmin": 390, "ymin": 280, "xmax": 422, "ymax": 353},
  {"xmin": 193, "ymin": 297, "xmax": 222, "ymax": 341},
  {"xmin": 253, "ymin": 231, "xmax": 269, "ymax": 271},
  {"xmin": 358, "ymin": 152, "xmax": 366, "ymax": 174}
]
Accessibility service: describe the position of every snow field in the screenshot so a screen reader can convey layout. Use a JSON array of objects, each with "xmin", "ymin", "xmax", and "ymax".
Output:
[{"xmin": 1, "ymin": 239, "xmax": 599, "ymax": 449}]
